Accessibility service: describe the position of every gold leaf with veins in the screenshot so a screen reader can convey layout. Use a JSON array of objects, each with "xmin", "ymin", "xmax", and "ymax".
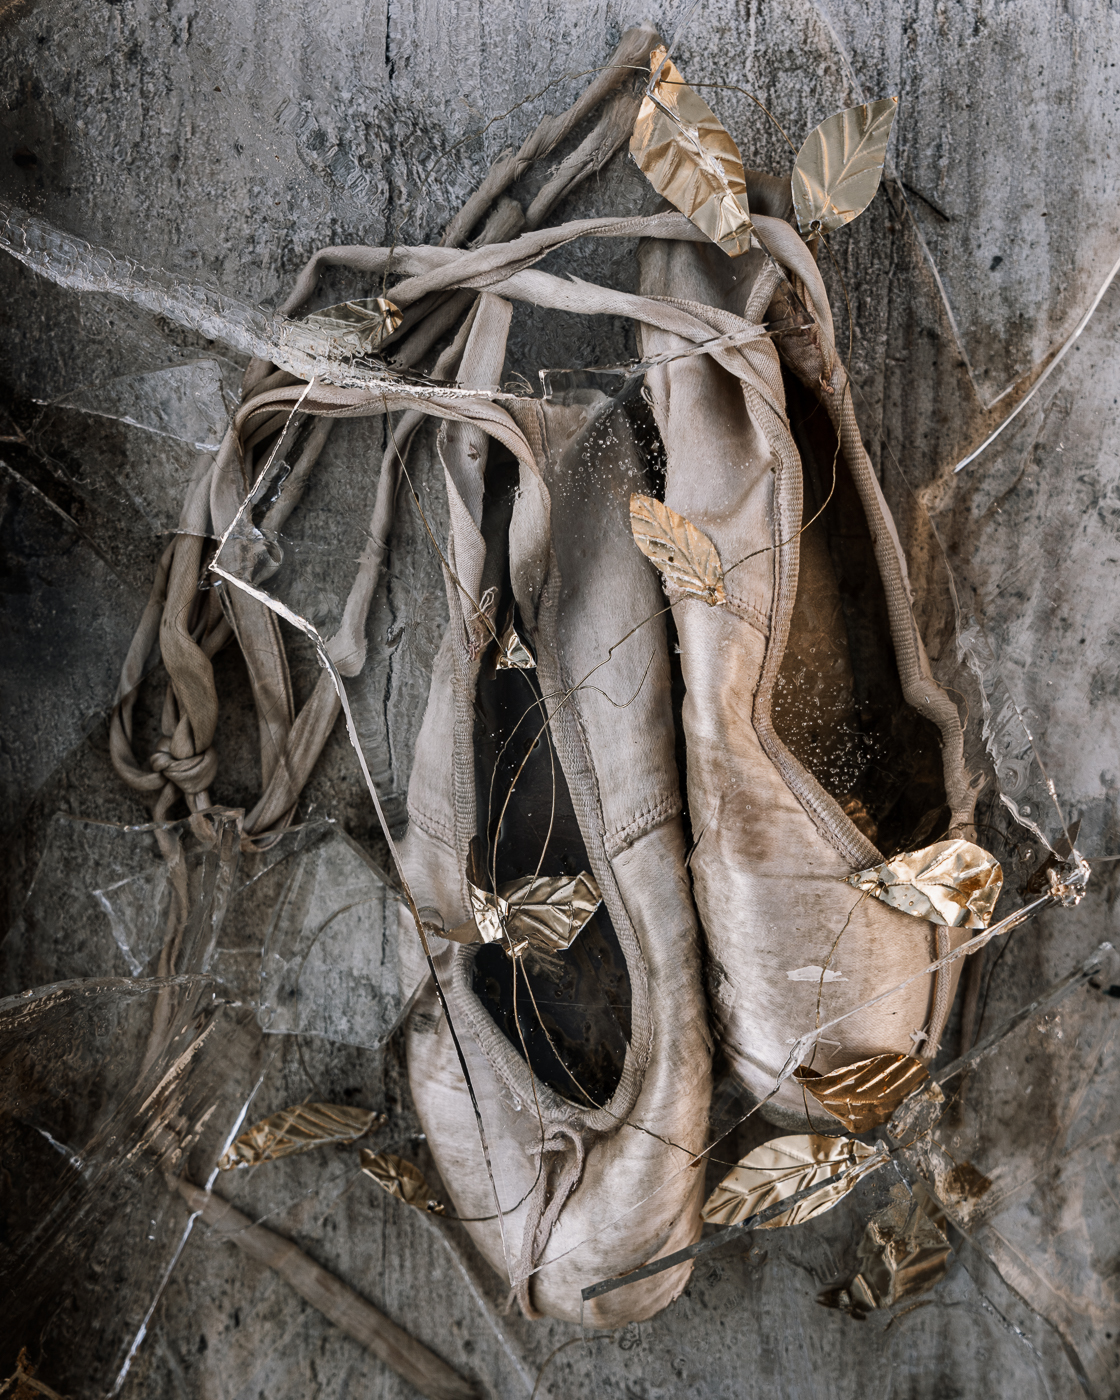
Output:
[
  {"xmin": 629, "ymin": 47, "xmax": 753, "ymax": 257},
  {"xmin": 360, "ymin": 1149, "xmax": 446, "ymax": 1215},
  {"xmin": 702, "ymin": 1134, "xmax": 880, "ymax": 1230},
  {"xmin": 794, "ymin": 1053, "xmax": 929, "ymax": 1134},
  {"xmin": 847, "ymin": 838, "xmax": 1003, "ymax": 929},
  {"xmin": 219, "ymin": 1103, "xmax": 384, "ymax": 1170},
  {"xmin": 791, "ymin": 98, "xmax": 898, "ymax": 235},
  {"xmin": 629, "ymin": 494, "xmax": 726, "ymax": 606}
]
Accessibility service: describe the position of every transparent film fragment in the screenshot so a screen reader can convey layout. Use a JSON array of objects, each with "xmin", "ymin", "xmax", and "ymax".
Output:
[
  {"xmin": 45, "ymin": 361, "xmax": 233, "ymax": 452},
  {"xmin": 936, "ymin": 255, "xmax": 1120, "ymax": 867},
  {"xmin": 257, "ymin": 823, "xmax": 409, "ymax": 1048},
  {"xmin": 0, "ymin": 814, "xmax": 273, "ymax": 1394}
]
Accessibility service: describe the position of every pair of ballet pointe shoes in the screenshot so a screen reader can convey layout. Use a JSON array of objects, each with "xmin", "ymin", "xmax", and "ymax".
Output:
[{"xmin": 395, "ymin": 207, "xmax": 975, "ymax": 1324}]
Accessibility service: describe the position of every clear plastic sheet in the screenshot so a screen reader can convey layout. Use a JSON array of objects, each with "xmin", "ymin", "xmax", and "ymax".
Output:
[
  {"xmin": 46, "ymin": 361, "xmax": 235, "ymax": 453},
  {"xmin": 1, "ymin": 1, "xmax": 1119, "ymax": 1396},
  {"xmin": 257, "ymin": 823, "xmax": 414, "ymax": 1048},
  {"xmin": 909, "ymin": 939, "xmax": 1120, "ymax": 1396},
  {"xmin": 0, "ymin": 814, "xmax": 268, "ymax": 1395}
]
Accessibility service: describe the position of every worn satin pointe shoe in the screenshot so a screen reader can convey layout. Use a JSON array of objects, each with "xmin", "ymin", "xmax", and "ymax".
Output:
[
  {"xmin": 637, "ymin": 201, "xmax": 978, "ymax": 1129},
  {"xmin": 396, "ymin": 296, "xmax": 711, "ymax": 1322}
]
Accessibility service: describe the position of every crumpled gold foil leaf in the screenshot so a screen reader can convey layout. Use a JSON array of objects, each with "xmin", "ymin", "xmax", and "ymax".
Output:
[
  {"xmin": 466, "ymin": 879, "xmax": 511, "ymax": 947},
  {"xmin": 849, "ymin": 1183, "xmax": 952, "ymax": 1308},
  {"xmin": 299, "ymin": 296, "xmax": 403, "ymax": 354},
  {"xmin": 495, "ymin": 621, "xmax": 535, "ymax": 670},
  {"xmin": 846, "ymin": 838, "xmax": 1003, "ymax": 928},
  {"xmin": 629, "ymin": 46, "xmax": 753, "ymax": 257},
  {"xmin": 499, "ymin": 871, "xmax": 603, "ymax": 953},
  {"xmin": 702, "ymin": 1134, "xmax": 880, "ymax": 1230},
  {"xmin": 791, "ymin": 98, "xmax": 898, "ymax": 235},
  {"xmin": 630, "ymin": 493, "xmax": 726, "ymax": 606},
  {"xmin": 454, "ymin": 870, "xmax": 603, "ymax": 956},
  {"xmin": 219, "ymin": 1103, "xmax": 384, "ymax": 1170},
  {"xmin": 795, "ymin": 1054, "xmax": 929, "ymax": 1134},
  {"xmin": 360, "ymin": 1149, "xmax": 446, "ymax": 1215}
]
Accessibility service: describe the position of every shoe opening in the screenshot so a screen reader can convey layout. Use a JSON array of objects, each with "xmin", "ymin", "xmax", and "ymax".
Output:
[
  {"xmin": 771, "ymin": 375, "xmax": 949, "ymax": 859},
  {"xmin": 470, "ymin": 445, "xmax": 632, "ymax": 1108}
]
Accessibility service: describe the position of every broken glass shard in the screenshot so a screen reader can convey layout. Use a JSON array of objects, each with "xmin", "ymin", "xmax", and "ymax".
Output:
[
  {"xmin": 257, "ymin": 825, "xmax": 414, "ymax": 1049},
  {"xmin": 45, "ymin": 361, "xmax": 231, "ymax": 451}
]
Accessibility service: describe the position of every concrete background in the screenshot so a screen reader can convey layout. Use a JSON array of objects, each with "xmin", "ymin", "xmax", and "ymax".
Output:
[{"xmin": 1, "ymin": 1, "xmax": 1119, "ymax": 1396}]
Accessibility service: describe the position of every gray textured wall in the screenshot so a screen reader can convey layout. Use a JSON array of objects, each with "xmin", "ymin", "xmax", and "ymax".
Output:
[{"xmin": 1, "ymin": 1, "xmax": 1119, "ymax": 1397}]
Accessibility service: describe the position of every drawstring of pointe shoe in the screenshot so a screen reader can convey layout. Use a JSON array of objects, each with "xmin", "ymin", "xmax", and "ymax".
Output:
[{"xmin": 510, "ymin": 1125, "xmax": 586, "ymax": 1320}]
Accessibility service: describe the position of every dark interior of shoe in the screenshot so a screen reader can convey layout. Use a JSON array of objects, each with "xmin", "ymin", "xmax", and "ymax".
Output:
[
  {"xmin": 469, "ymin": 446, "xmax": 631, "ymax": 1107},
  {"xmin": 772, "ymin": 375, "xmax": 950, "ymax": 858}
]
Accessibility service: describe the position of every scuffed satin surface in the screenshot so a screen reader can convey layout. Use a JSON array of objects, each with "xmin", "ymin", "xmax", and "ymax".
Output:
[
  {"xmin": 638, "ymin": 235, "xmax": 969, "ymax": 1127},
  {"xmin": 397, "ymin": 380, "xmax": 712, "ymax": 1322}
]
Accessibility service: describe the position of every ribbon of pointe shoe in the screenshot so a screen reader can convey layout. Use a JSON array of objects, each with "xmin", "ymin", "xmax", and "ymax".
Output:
[{"xmin": 447, "ymin": 871, "xmax": 603, "ymax": 957}]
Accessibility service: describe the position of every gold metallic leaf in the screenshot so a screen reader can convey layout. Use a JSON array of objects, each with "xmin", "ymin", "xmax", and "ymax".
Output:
[
  {"xmin": 219, "ymin": 1103, "xmax": 384, "ymax": 1170},
  {"xmin": 495, "ymin": 621, "xmax": 535, "ymax": 670},
  {"xmin": 791, "ymin": 98, "xmax": 898, "ymax": 235},
  {"xmin": 795, "ymin": 1054, "xmax": 929, "ymax": 1134},
  {"xmin": 499, "ymin": 871, "xmax": 602, "ymax": 953},
  {"xmin": 452, "ymin": 871, "xmax": 603, "ymax": 956},
  {"xmin": 702, "ymin": 1134, "xmax": 880, "ymax": 1230},
  {"xmin": 849, "ymin": 1183, "xmax": 952, "ymax": 1308},
  {"xmin": 629, "ymin": 46, "xmax": 753, "ymax": 257},
  {"xmin": 629, "ymin": 493, "xmax": 726, "ymax": 606},
  {"xmin": 846, "ymin": 838, "xmax": 1003, "ymax": 929},
  {"xmin": 300, "ymin": 296, "xmax": 403, "ymax": 354},
  {"xmin": 466, "ymin": 879, "xmax": 511, "ymax": 947},
  {"xmin": 360, "ymin": 1149, "xmax": 446, "ymax": 1215}
]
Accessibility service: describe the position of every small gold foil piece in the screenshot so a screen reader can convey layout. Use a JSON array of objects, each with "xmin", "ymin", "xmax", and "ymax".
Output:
[
  {"xmin": 219, "ymin": 1103, "xmax": 384, "ymax": 1170},
  {"xmin": 360, "ymin": 1150, "xmax": 446, "ymax": 1215},
  {"xmin": 702, "ymin": 1134, "xmax": 880, "ymax": 1230},
  {"xmin": 495, "ymin": 621, "xmax": 535, "ymax": 670},
  {"xmin": 795, "ymin": 1054, "xmax": 929, "ymax": 1134},
  {"xmin": 454, "ymin": 871, "xmax": 603, "ymax": 956},
  {"xmin": 630, "ymin": 493, "xmax": 726, "ymax": 606},
  {"xmin": 847, "ymin": 838, "xmax": 1003, "ymax": 928},
  {"xmin": 499, "ymin": 871, "xmax": 602, "ymax": 953},
  {"xmin": 629, "ymin": 47, "xmax": 752, "ymax": 257},
  {"xmin": 298, "ymin": 296, "xmax": 403, "ymax": 354},
  {"xmin": 791, "ymin": 98, "xmax": 898, "ymax": 236}
]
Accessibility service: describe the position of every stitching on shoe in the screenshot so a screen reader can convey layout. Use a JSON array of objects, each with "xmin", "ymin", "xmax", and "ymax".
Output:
[
  {"xmin": 661, "ymin": 585, "xmax": 772, "ymax": 637},
  {"xmin": 604, "ymin": 793, "xmax": 680, "ymax": 857},
  {"xmin": 406, "ymin": 799, "xmax": 456, "ymax": 848}
]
